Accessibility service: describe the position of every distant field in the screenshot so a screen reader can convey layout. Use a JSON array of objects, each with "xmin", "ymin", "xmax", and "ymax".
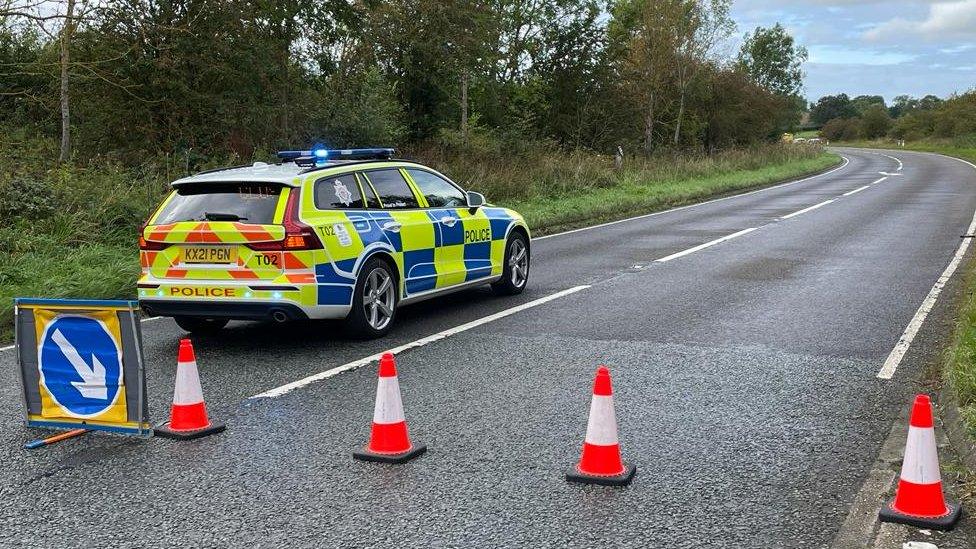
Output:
[
  {"xmin": 793, "ymin": 130, "xmax": 820, "ymax": 139},
  {"xmin": 0, "ymin": 132, "xmax": 835, "ymax": 343}
]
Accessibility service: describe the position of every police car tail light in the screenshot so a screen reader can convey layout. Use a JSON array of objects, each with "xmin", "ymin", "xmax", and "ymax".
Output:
[
  {"xmin": 139, "ymin": 235, "xmax": 167, "ymax": 251},
  {"xmin": 248, "ymin": 188, "xmax": 322, "ymax": 251}
]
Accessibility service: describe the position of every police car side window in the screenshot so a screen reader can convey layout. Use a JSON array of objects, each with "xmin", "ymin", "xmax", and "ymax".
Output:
[
  {"xmin": 406, "ymin": 169, "xmax": 466, "ymax": 208},
  {"xmin": 357, "ymin": 173, "xmax": 382, "ymax": 209},
  {"xmin": 365, "ymin": 169, "xmax": 419, "ymax": 209},
  {"xmin": 315, "ymin": 174, "xmax": 365, "ymax": 209}
]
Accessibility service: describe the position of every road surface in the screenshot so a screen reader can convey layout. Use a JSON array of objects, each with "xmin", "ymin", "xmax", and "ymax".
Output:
[{"xmin": 2, "ymin": 148, "xmax": 975, "ymax": 547}]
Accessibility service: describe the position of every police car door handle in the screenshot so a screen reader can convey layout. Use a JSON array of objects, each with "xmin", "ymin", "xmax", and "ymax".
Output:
[
  {"xmin": 381, "ymin": 221, "xmax": 402, "ymax": 232},
  {"xmin": 440, "ymin": 216, "xmax": 458, "ymax": 227}
]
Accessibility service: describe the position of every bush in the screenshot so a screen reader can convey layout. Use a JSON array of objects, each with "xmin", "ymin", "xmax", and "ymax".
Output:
[
  {"xmin": 861, "ymin": 105, "xmax": 892, "ymax": 139},
  {"xmin": 820, "ymin": 117, "xmax": 862, "ymax": 141},
  {"xmin": 0, "ymin": 177, "xmax": 57, "ymax": 226}
]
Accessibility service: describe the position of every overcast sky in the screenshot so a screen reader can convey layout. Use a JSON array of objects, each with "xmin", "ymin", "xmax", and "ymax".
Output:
[{"xmin": 729, "ymin": 0, "xmax": 976, "ymax": 103}]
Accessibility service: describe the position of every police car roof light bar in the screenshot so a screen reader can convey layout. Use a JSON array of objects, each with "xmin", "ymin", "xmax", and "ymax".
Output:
[{"xmin": 276, "ymin": 148, "xmax": 396, "ymax": 162}]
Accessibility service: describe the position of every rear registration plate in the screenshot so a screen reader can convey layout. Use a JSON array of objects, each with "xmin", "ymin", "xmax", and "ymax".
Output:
[{"xmin": 183, "ymin": 246, "xmax": 236, "ymax": 264}]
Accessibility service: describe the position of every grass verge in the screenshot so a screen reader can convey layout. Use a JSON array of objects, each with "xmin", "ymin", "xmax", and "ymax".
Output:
[
  {"xmin": 1, "ymin": 132, "xmax": 837, "ymax": 344},
  {"xmin": 512, "ymin": 152, "xmax": 839, "ymax": 233}
]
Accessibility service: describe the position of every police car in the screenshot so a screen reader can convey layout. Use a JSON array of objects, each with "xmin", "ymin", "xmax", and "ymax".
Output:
[{"xmin": 137, "ymin": 148, "xmax": 530, "ymax": 338}]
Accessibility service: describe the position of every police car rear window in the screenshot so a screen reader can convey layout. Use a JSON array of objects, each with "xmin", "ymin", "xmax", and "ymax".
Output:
[{"xmin": 153, "ymin": 183, "xmax": 282, "ymax": 225}]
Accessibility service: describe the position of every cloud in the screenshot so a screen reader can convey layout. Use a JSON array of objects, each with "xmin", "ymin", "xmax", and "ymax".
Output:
[
  {"xmin": 807, "ymin": 45, "xmax": 917, "ymax": 65},
  {"xmin": 865, "ymin": 0, "xmax": 976, "ymax": 41}
]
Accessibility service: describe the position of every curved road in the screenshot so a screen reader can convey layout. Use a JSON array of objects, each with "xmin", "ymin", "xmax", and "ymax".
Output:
[{"xmin": 1, "ymin": 148, "xmax": 975, "ymax": 547}]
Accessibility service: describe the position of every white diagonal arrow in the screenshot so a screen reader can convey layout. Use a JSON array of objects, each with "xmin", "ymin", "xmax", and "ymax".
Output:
[{"xmin": 51, "ymin": 328, "xmax": 107, "ymax": 400}]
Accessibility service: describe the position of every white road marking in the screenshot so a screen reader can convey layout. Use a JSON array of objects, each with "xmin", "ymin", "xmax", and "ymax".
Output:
[
  {"xmin": 0, "ymin": 344, "xmax": 14, "ymax": 352},
  {"xmin": 780, "ymin": 199, "xmax": 836, "ymax": 220},
  {"xmin": 877, "ymin": 155, "xmax": 976, "ymax": 379},
  {"xmin": 879, "ymin": 172, "xmax": 902, "ymax": 176},
  {"xmin": 655, "ymin": 228, "xmax": 758, "ymax": 263},
  {"xmin": 843, "ymin": 185, "xmax": 871, "ymax": 196},
  {"xmin": 876, "ymin": 152, "xmax": 903, "ymax": 171},
  {"xmin": 534, "ymin": 156, "xmax": 851, "ymax": 241},
  {"xmin": 250, "ymin": 285, "xmax": 591, "ymax": 398}
]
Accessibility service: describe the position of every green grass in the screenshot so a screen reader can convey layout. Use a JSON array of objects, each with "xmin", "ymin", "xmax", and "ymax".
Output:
[
  {"xmin": 510, "ymin": 152, "xmax": 839, "ymax": 232},
  {"xmin": 0, "ymin": 129, "xmax": 835, "ymax": 343},
  {"xmin": 794, "ymin": 130, "xmax": 820, "ymax": 139}
]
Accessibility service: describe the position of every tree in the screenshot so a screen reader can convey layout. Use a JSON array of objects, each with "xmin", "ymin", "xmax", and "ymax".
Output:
[
  {"xmin": 668, "ymin": 0, "xmax": 734, "ymax": 146},
  {"xmin": 810, "ymin": 93, "xmax": 857, "ymax": 126},
  {"xmin": 851, "ymin": 95, "xmax": 885, "ymax": 115},
  {"xmin": 3, "ymin": 0, "xmax": 95, "ymax": 161},
  {"xmin": 736, "ymin": 23, "xmax": 806, "ymax": 97},
  {"xmin": 609, "ymin": 0, "xmax": 680, "ymax": 154},
  {"xmin": 860, "ymin": 104, "xmax": 891, "ymax": 138}
]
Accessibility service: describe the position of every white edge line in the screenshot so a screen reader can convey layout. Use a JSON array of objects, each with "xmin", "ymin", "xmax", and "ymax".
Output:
[
  {"xmin": 842, "ymin": 185, "xmax": 871, "ymax": 197},
  {"xmin": 877, "ymin": 154, "xmax": 976, "ymax": 379},
  {"xmin": 0, "ymin": 344, "xmax": 13, "ymax": 352},
  {"xmin": 655, "ymin": 228, "xmax": 757, "ymax": 263},
  {"xmin": 779, "ymin": 199, "xmax": 836, "ymax": 220},
  {"xmin": 534, "ymin": 156, "xmax": 851, "ymax": 241},
  {"xmin": 250, "ymin": 285, "xmax": 591, "ymax": 398}
]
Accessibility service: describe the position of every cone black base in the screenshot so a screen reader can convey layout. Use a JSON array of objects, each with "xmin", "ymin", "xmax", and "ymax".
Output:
[
  {"xmin": 154, "ymin": 421, "xmax": 226, "ymax": 440},
  {"xmin": 566, "ymin": 462, "xmax": 636, "ymax": 486},
  {"xmin": 354, "ymin": 444, "xmax": 426, "ymax": 464},
  {"xmin": 879, "ymin": 501, "xmax": 962, "ymax": 531}
]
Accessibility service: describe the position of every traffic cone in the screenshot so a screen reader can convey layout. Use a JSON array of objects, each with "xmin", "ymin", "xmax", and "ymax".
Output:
[
  {"xmin": 154, "ymin": 339, "xmax": 226, "ymax": 440},
  {"xmin": 879, "ymin": 394, "xmax": 962, "ymax": 530},
  {"xmin": 566, "ymin": 365, "xmax": 636, "ymax": 486},
  {"xmin": 353, "ymin": 353, "xmax": 426, "ymax": 463}
]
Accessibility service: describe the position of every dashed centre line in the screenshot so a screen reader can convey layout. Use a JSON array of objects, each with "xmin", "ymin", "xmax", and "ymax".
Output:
[
  {"xmin": 843, "ymin": 185, "xmax": 871, "ymax": 197},
  {"xmin": 655, "ymin": 228, "xmax": 758, "ymax": 263},
  {"xmin": 780, "ymin": 199, "xmax": 836, "ymax": 220}
]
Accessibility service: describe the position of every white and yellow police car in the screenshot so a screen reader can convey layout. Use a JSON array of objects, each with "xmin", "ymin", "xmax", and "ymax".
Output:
[{"xmin": 138, "ymin": 148, "xmax": 530, "ymax": 338}]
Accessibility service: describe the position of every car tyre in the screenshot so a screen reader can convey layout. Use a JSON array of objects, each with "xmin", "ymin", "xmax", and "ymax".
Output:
[
  {"xmin": 346, "ymin": 256, "xmax": 398, "ymax": 339},
  {"xmin": 492, "ymin": 231, "xmax": 529, "ymax": 296},
  {"xmin": 174, "ymin": 316, "xmax": 229, "ymax": 335}
]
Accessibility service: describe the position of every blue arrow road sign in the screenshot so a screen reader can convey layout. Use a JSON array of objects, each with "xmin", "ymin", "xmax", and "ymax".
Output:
[{"xmin": 38, "ymin": 315, "xmax": 123, "ymax": 417}]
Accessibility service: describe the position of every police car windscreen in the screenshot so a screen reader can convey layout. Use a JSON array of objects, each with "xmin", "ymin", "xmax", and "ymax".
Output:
[{"xmin": 154, "ymin": 183, "xmax": 282, "ymax": 225}]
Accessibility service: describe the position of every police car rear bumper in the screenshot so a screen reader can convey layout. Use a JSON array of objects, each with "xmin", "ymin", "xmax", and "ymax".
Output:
[{"xmin": 139, "ymin": 300, "xmax": 311, "ymax": 322}]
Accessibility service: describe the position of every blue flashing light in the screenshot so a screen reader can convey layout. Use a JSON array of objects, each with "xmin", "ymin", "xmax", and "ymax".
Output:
[
  {"xmin": 272, "ymin": 291, "xmax": 283, "ymax": 300},
  {"xmin": 276, "ymin": 148, "xmax": 396, "ymax": 163}
]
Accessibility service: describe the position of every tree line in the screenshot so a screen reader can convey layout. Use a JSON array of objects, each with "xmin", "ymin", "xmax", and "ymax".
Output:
[
  {"xmin": 810, "ymin": 91, "xmax": 976, "ymax": 142},
  {"xmin": 1, "ymin": 0, "xmax": 809, "ymax": 163}
]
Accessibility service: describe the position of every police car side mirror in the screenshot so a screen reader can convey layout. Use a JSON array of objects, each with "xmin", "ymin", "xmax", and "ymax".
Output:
[{"xmin": 466, "ymin": 191, "xmax": 485, "ymax": 210}]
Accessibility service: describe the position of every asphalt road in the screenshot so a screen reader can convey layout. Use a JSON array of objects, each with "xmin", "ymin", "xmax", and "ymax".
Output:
[{"xmin": 2, "ymin": 148, "xmax": 975, "ymax": 548}]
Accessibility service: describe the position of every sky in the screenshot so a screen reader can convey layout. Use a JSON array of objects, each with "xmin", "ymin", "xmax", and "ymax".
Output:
[{"xmin": 729, "ymin": 0, "xmax": 976, "ymax": 104}]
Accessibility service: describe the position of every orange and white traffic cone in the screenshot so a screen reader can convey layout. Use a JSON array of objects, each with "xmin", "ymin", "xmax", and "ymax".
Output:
[
  {"xmin": 566, "ymin": 365, "xmax": 636, "ymax": 486},
  {"xmin": 154, "ymin": 339, "xmax": 226, "ymax": 440},
  {"xmin": 353, "ymin": 352, "xmax": 426, "ymax": 463},
  {"xmin": 879, "ymin": 394, "xmax": 962, "ymax": 530}
]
